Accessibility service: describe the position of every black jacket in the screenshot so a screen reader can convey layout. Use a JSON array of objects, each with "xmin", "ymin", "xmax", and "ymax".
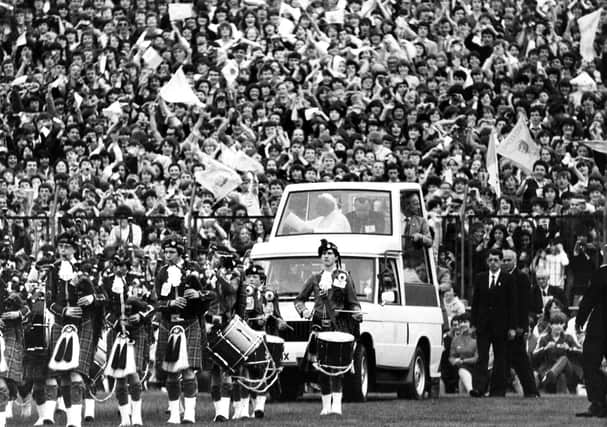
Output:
[
  {"xmin": 509, "ymin": 268, "xmax": 532, "ymax": 331},
  {"xmin": 471, "ymin": 270, "xmax": 517, "ymax": 336},
  {"xmin": 576, "ymin": 266, "xmax": 607, "ymax": 339}
]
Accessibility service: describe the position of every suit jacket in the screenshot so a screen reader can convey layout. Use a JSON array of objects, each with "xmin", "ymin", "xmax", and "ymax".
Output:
[
  {"xmin": 576, "ymin": 265, "xmax": 607, "ymax": 338},
  {"xmin": 471, "ymin": 270, "xmax": 517, "ymax": 336},
  {"xmin": 509, "ymin": 268, "xmax": 531, "ymax": 331},
  {"xmin": 345, "ymin": 211, "xmax": 385, "ymax": 234},
  {"xmin": 529, "ymin": 285, "xmax": 567, "ymax": 318}
]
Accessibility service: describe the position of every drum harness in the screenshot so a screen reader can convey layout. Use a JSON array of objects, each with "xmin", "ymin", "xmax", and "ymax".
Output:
[
  {"xmin": 308, "ymin": 295, "xmax": 357, "ymax": 377},
  {"xmin": 227, "ymin": 314, "xmax": 283, "ymax": 394}
]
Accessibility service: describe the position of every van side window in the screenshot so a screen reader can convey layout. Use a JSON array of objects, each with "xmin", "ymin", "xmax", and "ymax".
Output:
[
  {"xmin": 403, "ymin": 245, "xmax": 438, "ymax": 306},
  {"xmin": 378, "ymin": 258, "xmax": 401, "ymax": 305},
  {"xmin": 399, "ymin": 190, "xmax": 437, "ymax": 307}
]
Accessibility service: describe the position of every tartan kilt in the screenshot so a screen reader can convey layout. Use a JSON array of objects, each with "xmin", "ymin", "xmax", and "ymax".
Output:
[
  {"xmin": 107, "ymin": 327, "xmax": 150, "ymax": 374},
  {"xmin": 2, "ymin": 327, "xmax": 24, "ymax": 383},
  {"xmin": 23, "ymin": 351, "xmax": 49, "ymax": 381},
  {"xmin": 155, "ymin": 319, "xmax": 202, "ymax": 373},
  {"xmin": 49, "ymin": 319, "xmax": 97, "ymax": 379}
]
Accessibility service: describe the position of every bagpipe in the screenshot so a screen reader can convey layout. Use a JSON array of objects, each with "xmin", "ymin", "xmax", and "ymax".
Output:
[
  {"xmin": 160, "ymin": 264, "xmax": 203, "ymax": 374},
  {"xmin": 105, "ymin": 275, "xmax": 138, "ymax": 379},
  {"xmin": 48, "ymin": 260, "xmax": 95, "ymax": 372}
]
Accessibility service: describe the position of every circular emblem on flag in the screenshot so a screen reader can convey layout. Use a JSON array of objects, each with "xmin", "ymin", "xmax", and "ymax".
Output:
[{"xmin": 517, "ymin": 140, "xmax": 529, "ymax": 153}]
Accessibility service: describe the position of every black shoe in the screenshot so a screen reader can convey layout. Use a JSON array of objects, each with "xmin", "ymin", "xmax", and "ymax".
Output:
[
  {"xmin": 84, "ymin": 416, "xmax": 94, "ymax": 422},
  {"xmin": 214, "ymin": 415, "xmax": 228, "ymax": 423},
  {"xmin": 43, "ymin": 421, "xmax": 54, "ymax": 426},
  {"xmin": 182, "ymin": 420, "xmax": 194, "ymax": 424},
  {"xmin": 524, "ymin": 392, "xmax": 540, "ymax": 398},
  {"xmin": 469, "ymin": 390, "xmax": 483, "ymax": 397},
  {"xmin": 254, "ymin": 410, "xmax": 264, "ymax": 419},
  {"xmin": 576, "ymin": 405, "xmax": 607, "ymax": 418}
]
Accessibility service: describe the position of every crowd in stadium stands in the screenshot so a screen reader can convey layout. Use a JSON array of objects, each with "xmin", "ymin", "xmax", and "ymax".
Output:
[{"xmin": 0, "ymin": 0, "xmax": 606, "ymax": 397}]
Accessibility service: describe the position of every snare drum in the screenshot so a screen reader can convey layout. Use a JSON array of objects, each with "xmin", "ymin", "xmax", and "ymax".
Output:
[
  {"xmin": 208, "ymin": 315, "xmax": 263, "ymax": 373},
  {"xmin": 316, "ymin": 331, "xmax": 355, "ymax": 374}
]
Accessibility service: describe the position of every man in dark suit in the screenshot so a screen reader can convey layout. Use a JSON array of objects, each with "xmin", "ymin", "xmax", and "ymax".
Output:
[
  {"xmin": 345, "ymin": 196, "xmax": 385, "ymax": 234},
  {"xmin": 470, "ymin": 249, "xmax": 517, "ymax": 397},
  {"xmin": 529, "ymin": 270, "xmax": 568, "ymax": 319},
  {"xmin": 575, "ymin": 265, "xmax": 607, "ymax": 418},
  {"xmin": 502, "ymin": 249, "xmax": 539, "ymax": 397}
]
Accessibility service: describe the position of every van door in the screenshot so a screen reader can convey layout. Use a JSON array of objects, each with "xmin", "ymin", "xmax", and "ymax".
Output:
[{"xmin": 362, "ymin": 257, "xmax": 408, "ymax": 369}]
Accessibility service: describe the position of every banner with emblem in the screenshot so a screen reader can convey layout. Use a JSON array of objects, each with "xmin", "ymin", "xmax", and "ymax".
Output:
[
  {"xmin": 194, "ymin": 153, "xmax": 242, "ymax": 200},
  {"xmin": 496, "ymin": 116, "xmax": 540, "ymax": 173}
]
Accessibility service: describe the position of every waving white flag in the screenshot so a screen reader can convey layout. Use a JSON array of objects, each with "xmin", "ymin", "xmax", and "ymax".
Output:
[
  {"xmin": 194, "ymin": 153, "xmax": 242, "ymax": 200},
  {"xmin": 487, "ymin": 131, "xmax": 501, "ymax": 197},
  {"xmin": 159, "ymin": 67, "xmax": 203, "ymax": 106},
  {"xmin": 578, "ymin": 9, "xmax": 602, "ymax": 62},
  {"xmin": 496, "ymin": 116, "xmax": 540, "ymax": 173}
]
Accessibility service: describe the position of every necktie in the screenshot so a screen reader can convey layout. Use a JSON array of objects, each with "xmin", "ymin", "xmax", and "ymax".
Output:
[{"xmin": 489, "ymin": 275, "xmax": 496, "ymax": 289}]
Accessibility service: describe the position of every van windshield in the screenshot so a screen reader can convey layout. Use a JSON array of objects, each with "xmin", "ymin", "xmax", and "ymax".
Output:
[
  {"xmin": 275, "ymin": 190, "xmax": 392, "ymax": 236},
  {"xmin": 255, "ymin": 257, "xmax": 374, "ymax": 302}
]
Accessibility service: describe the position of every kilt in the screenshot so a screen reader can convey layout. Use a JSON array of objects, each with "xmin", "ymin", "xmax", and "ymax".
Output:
[
  {"xmin": 49, "ymin": 319, "xmax": 97, "ymax": 379},
  {"xmin": 23, "ymin": 352, "xmax": 49, "ymax": 381},
  {"xmin": 156, "ymin": 319, "xmax": 202, "ymax": 373},
  {"xmin": 107, "ymin": 327, "xmax": 150, "ymax": 374},
  {"xmin": 2, "ymin": 327, "xmax": 24, "ymax": 383}
]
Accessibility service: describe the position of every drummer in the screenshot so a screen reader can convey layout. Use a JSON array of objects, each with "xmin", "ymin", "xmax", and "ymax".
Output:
[
  {"xmin": 242, "ymin": 264, "xmax": 286, "ymax": 419},
  {"xmin": 154, "ymin": 236, "xmax": 205, "ymax": 424},
  {"xmin": 294, "ymin": 239, "xmax": 362, "ymax": 416},
  {"xmin": 102, "ymin": 249, "xmax": 155, "ymax": 427},
  {"xmin": 204, "ymin": 247, "xmax": 247, "ymax": 422}
]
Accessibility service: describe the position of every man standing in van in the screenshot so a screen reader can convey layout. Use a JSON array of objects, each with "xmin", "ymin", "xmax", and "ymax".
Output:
[
  {"xmin": 470, "ymin": 249, "xmax": 517, "ymax": 397},
  {"xmin": 400, "ymin": 193, "xmax": 433, "ymax": 249}
]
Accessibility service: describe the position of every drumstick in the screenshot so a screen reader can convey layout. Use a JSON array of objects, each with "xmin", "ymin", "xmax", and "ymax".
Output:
[{"xmin": 335, "ymin": 309, "xmax": 367, "ymax": 314}]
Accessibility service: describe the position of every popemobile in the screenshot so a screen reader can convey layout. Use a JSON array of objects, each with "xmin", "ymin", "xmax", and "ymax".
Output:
[{"xmin": 250, "ymin": 182, "xmax": 444, "ymax": 402}]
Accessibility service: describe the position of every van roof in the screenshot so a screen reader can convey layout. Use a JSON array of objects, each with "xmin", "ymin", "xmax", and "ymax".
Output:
[
  {"xmin": 250, "ymin": 234, "xmax": 403, "ymax": 258},
  {"xmin": 282, "ymin": 182, "xmax": 423, "ymax": 192}
]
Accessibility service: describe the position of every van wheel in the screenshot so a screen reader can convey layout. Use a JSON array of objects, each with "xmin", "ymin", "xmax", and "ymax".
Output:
[
  {"xmin": 344, "ymin": 344, "xmax": 369, "ymax": 402},
  {"xmin": 397, "ymin": 347, "xmax": 427, "ymax": 400}
]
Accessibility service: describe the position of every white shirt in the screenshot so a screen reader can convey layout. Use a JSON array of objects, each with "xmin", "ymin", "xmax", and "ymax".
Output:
[{"xmin": 488, "ymin": 270, "xmax": 500, "ymax": 289}]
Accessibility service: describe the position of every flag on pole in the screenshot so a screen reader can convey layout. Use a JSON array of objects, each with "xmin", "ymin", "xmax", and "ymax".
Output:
[
  {"xmin": 194, "ymin": 153, "xmax": 242, "ymax": 200},
  {"xmin": 159, "ymin": 67, "xmax": 203, "ymax": 106},
  {"xmin": 496, "ymin": 116, "xmax": 540, "ymax": 173},
  {"xmin": 487, "ymin": 131, "xmax": 501, "ymax": 198},
  {"xmin": 578, "ymin": 9, "xmax": 602, "ymax": 62},
  {"xmin": 218, "ymin": 143, "xmax": 264, "ymax": 174},
  {"xmin": 582, "ymin": 140, "xmax": 607, "ymax": 154}
]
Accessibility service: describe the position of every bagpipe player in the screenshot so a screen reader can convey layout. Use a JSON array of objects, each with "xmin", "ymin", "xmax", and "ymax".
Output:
[
  {"xmin": 102, "ymin": 249, "xmax": 155, "ymax": 427},
  {"xmin": 45, "ymin": 232, "xmax": 103, "ymax": 427},
  {"xmin": 0, "ymin": 274, "xmax": 30, "ymax": 427},
  {"xmin": 294, "ymin": 239, "xmax": 363, "ymax": 416},
  {"xmin": 154, "ymin": 236, "xmax": 206, "ymax": 424}
]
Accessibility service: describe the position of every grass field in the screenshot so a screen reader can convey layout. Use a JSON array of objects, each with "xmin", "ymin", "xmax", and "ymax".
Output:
[{"xmin": 7, "ymin": 392, "xmax": 604, "ymax": 426}]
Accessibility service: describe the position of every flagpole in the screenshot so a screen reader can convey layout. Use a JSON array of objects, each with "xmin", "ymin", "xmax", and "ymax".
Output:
[
  {"xmin": 186, "ymin": 181, "xmax": 197, "ymax": 260},
  {"xmin": 459, "ymin": 184, "xmax": 469, "ymax": 299}
]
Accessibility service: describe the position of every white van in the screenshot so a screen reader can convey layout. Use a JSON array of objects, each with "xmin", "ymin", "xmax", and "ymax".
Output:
[{"xmin": 250, "ymin": 182, "xmax": 443, "ymax": 401}]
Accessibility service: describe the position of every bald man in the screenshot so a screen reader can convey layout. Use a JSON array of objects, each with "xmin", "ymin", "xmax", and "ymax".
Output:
[{"xmin": 502, "ymin": 249, "xmax": 539, "ymax": 397}]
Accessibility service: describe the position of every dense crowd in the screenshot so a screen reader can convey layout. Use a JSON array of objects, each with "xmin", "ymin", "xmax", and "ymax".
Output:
[{"xmin": 0, "ymin": 0, "xmax": 606, "ymax": 403}]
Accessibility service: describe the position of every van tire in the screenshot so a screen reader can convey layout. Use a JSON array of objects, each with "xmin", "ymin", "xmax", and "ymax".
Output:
[
  {"xmin": 344, "ymin": 344, "xmax": 369, "ymax": 402},
  {"xmin": 397, "ymin": 347, "xmax": 427, "ymax": 400}
]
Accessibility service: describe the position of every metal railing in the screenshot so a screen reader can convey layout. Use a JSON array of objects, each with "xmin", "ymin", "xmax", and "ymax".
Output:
[{"xmin": 438, "ymin": 213, "xmax": 606, "ymax": 304}]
